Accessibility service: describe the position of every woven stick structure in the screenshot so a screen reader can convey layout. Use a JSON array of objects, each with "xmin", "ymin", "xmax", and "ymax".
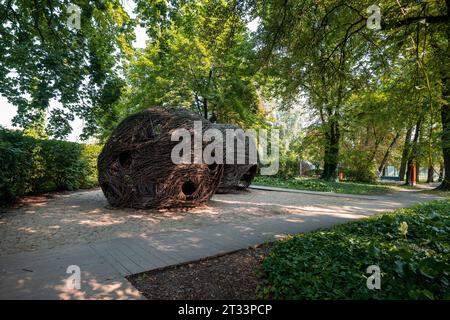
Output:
[
  {"xmin": 212, "ymin": 123, "xmax": 258, "ymax": 193},
  {"xmin": 98, "ymin": 107, "xmax": 224, "ymax": 208}
]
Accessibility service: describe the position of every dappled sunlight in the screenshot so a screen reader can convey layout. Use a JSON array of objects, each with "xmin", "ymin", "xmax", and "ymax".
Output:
[
  {"xmin": 55, "ymin": 278, "xmax": 143, "ymax": 300},
  {"xmin": 0, "ymin": 261, "xmax": 143, "ymax": 299},
  {"xmin": 17, "ymin": 226, "xmax": 38, "ymax": 234},
  {"xmin": 78, "ymin": 215, "xmax": 125, "ymax": 227},
  {"xmin": 0, "ymin": 188, "xmax": 442, "ymax": 256}
]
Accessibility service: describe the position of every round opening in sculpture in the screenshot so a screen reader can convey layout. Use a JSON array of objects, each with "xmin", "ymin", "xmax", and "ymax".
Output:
[
  {"xmin": 118, "ymin": 151, "xmax": 132, "ymax": 168},
  {"xmin": 182, "ymin": 180, "xmax": 197, "ymax": 197},
  {"xmin": 240, "ymin": 164, "xmax": 258, "ymax": 186},
  {"xmin": 208, "ymin": 162, "xmax": 218, "ymax": 171}
]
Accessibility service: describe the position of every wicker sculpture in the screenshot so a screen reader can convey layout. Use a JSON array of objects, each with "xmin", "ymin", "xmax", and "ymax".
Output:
[
  {"xmin": 212, "ymin": 123, "xmax": 258, "ymax": 193},
  {"xmin": 98, "ymin": 107, "xmax": 224, "ymax": 208}
]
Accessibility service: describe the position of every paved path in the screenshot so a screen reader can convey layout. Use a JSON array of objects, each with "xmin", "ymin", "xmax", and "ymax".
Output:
[{"xmin": 0, "ymin": 187, "xmax": 443, "ymax": 299}]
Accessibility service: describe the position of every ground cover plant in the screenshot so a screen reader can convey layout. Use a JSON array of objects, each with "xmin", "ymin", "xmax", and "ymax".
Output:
[
  {"xmin": 253, "ymin": 176, "xmax": 391, "ymax": 195},
  {"xmin": 258, "ymin": 200, "xmax": 450, "ymax": 299}
]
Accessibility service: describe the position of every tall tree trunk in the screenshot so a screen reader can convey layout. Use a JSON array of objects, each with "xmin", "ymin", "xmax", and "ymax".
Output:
[
  {"xmin": 399, "ymin": 127, "xmax": 413, "ymax": 181},
  {"xmin": 427, "ymin": 166, "xmax": 434, "ymax": 183},
  {"xmin": 203, "ymin": 97, "xmax": 208, "ymax": 120},
  {"xmin": 378, "ymin": 132, "xmax": 400, "ymax": 176},
  {"xmin": 321, "ymin": 119, "xmax": 340, "ymax": 181},
  {"xmin": 438, "ymin": 163, "xmax": 444, "ymax": 182},
  {"xmin": 438, "ymin": 103, "xmax": 450, "ymax": 189},
  {"xmin": 406, "ymin": 119, "xmax": 422, "ymax": 185},
  {"xmin": 436, "ymin": 24, "xmax": 450, "ymax": 189}
]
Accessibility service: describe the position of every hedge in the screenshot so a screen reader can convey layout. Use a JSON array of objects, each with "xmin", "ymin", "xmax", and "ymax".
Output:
[{"xmin": 0, "ymin": 128, "xmax": 102, "ymax": 204}]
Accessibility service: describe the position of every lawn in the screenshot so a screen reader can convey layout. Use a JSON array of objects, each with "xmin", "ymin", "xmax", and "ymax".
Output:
[
  {"xmin": 258, "ymin": 200, "xmax": 450, "ymax": 299},
  {"xmin": 253, "ymin": 176, "xmax": 392, "ymax": 195}
]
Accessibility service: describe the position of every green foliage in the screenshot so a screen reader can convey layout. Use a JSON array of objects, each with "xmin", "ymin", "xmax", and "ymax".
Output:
[
  {"xmin": 341, "ymin": 150, "xmax": 379, "ymax": 183},
  {"xmin": 253, "ymin": 176, "xmax": 389, "ymax": 195},
  {"xmin": 1, "ymin": 0, "xmax": 448, "ymax": 187},
  {"xmin": 0, "ymin": 127, "xmax": 101, "ymax": 204},
  {"xmin": 105, "ymin": 0, "xmax": 267, "ymax": 139},
  {"xmin": 276, "ymin": 153, "xmax": 300, "ymax": 179},
  {"xmin": 0, "ymin": 0, "xmax": 134, "ymax": 139},
  {"xmin": 256, "ymin": 0, "xmax": 449, "ymax": 185},
  {"xmin": 258, "ymin": 200, "xmax": 450, "ymax": 299}
]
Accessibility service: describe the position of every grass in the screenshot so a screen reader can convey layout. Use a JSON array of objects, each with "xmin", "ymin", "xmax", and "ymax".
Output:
[
  {"xmin": 253, "ymin": 176, "xmax": 391, "ymax": 195},
  {"xmin": 258, "ymin": 200, "xmax": 450, "ymax": 299}
]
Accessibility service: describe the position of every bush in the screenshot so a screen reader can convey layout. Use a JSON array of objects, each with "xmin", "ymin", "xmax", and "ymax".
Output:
[
  {"xmin": 0, "ymin": 128, "xmax": 101, "ymax": 204},
  {"xmin": 341, "ymin": 150, "xmax": 378, "ymax": 183},
  {"xmin": 258, "ymin": 200, "xmax": 450, "ymax": 299},
  {"xmin": 276, "ymin": 154, "xmax": 299, "ymax": 178}
]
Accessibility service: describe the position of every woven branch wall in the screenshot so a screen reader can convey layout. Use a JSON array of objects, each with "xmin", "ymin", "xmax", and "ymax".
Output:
[
  {"xmin": 98, "ymin": 107, "xmax": 224, "ymax": 208},
  {"xmin": 212, "ymin": 123, "xmax": 258, "ymax": 193}
]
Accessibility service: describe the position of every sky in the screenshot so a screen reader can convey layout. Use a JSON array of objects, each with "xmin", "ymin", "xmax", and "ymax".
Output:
[{"xmin": 0, "ymin": 1, "xmax": 258, "ymax": 142}]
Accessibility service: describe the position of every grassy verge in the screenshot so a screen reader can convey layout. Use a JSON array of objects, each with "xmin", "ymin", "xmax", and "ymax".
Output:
[
  {"xmin": 253, "ymin": 176, "xmax": 391, "ymax": 195},
  {"xmin": 258, "ymin": 200, "xmax": 450, "ymax": 299}
]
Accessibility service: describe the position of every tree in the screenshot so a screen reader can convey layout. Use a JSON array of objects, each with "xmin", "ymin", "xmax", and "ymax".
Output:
[
  {"xmin": 253, "ymin": 0, "xmax": 449, "ymax": 185},
  {"xmin": 0, "ymin": 0, "xmax": 134, "ymax": 139},
  {"xmin": 106, "ymin": 0, "xmax": 266, "ymax": 138},
  {"xmin": 255, "ymin": 0, "xmax": 380, "ymax": 180}
]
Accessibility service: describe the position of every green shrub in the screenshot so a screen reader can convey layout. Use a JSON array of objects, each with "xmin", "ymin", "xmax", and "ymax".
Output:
[
  {"xmin": 277, "ymin": 154, "xmax": 300, "ymax": 178},
  {"xmin": 258, "ymin": 200, "xmax": 450, "ymax": 299},
  {"xmin": 0, "ymin": 128, "xmax": 101, "ymax": 204},
  {"xmin": 341, "ymin": 150, "xmax": 379, "ymax": 183},
  {"xmin": 80, "ymin": 144, "xmax": 103, "ymax": 189}
]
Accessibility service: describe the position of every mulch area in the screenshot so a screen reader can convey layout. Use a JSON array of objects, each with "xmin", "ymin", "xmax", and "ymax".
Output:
[
  {"xmin": 127, "ymin": 244, "xmax": 272, "ymax": 300},
  {"xmin": 0, "ymin": 194, "xmax": 55, "ymax": 211},
  {"xmin": 0, "ymin": 190, "xmax": 73, "ymax": 210}
]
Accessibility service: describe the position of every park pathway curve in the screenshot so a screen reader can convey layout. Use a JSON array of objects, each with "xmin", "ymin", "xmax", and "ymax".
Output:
[{"xmin": 0, "ymin": 187, "xmax": 443, "ymax": 299}]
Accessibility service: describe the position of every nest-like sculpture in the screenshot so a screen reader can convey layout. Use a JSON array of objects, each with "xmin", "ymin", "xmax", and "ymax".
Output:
[
  {"xmin": 98, "ymin": 107, "xmax": 224, "ymax": 208},
  {"xmin": 212, "ymin": 123, "xmax": 258, "ymax": 193}
]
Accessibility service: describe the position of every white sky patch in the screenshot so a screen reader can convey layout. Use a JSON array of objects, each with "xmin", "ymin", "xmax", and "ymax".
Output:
[
  {"xmin": 0, "ymin": 96, "xmax": 17, "ymax": 130},
  {"xmin": 247, "ymin": 17, "xmax": 260, "ymax": 33},
  {"xmin": 0, "ymin": 97, "xmax": 85, "ymax": 142},
  {"xmin": 133, "ymin": 25, "xmax": 148, "ymax": 49}
]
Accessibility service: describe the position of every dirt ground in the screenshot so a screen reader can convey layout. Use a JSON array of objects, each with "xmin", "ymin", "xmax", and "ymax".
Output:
[
  {"xmin": 127, "ymin": 244, "xmax": 272, "ymax": 299},
  {"xmin": 0, "ymin": 187, "xmax": 441, "ymax": 256}
]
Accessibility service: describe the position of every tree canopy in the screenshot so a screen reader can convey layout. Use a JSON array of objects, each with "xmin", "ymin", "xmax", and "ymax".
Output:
[
  {"xmin": 1, "ymin": 0, "xmax": 449, "ymax": 188},
  {"xmin": 0, "ymin": 0, "xmax": 135, "ymax": 138}
]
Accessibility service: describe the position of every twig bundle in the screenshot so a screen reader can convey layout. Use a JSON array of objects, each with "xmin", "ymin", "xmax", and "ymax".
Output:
[{"xmin": 212, "ymin": 123, "xmax": 258, "ymax": 193}]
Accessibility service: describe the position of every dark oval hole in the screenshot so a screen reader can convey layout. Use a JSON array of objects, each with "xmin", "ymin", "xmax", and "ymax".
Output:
[
  {"xmin": 208, "ymin": 162, "xmax": 218, "ymax": 171},
  {"xmin": 181, "ymin": 181, "xmax": 197, "ymax": 197},
  {"xmin": 118, "ymin": 151, "xmax": 132, "ymax": 168},
  {"xmin": 240, "ymin": 165, "xmax": 258, "ymax": 185}
]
